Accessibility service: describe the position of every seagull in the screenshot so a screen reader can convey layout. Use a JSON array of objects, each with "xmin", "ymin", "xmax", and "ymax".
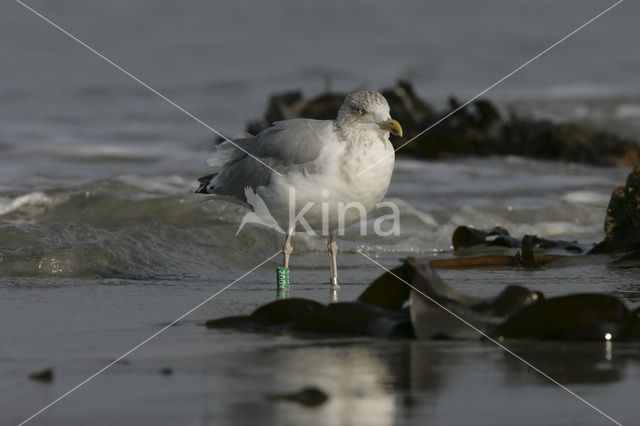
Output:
[{"xmin": 196, "ymin": 91, "xmax": 402, "ymax": 289}]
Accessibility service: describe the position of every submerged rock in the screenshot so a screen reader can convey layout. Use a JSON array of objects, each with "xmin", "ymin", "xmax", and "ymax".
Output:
[{"xmin": 242, "ymin": 81, "xmax": 640, "ymax": 166}]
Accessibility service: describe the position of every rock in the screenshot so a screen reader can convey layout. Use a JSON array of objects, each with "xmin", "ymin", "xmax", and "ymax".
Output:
[
  {"xmin": 206, "ymin": 257, "xmax": 640, "ymax": 342},
  {"xmin": 267, "ymin": 387, "xmax": 329, "ymax": 407},
  {"xmin": 452, "ymin": 226, "xmax": 519, "ymax": 250},
  {"xmin": 496, "ymin": 294, "xmax": 631, "ymax": 341},
  {"xmin": 265, "ymin": 90, "xmax": 304, "ymax": 124},
  {"xmin": 591, "ymin": 166, "xmax": 640, "ymax": 253},
  {"xmin": 297, "ymin": 93, "xmax": 345, "ymax": 121},
  {"xmin": 29, "ymin": 368, "xmax": 54, "ymax": 383},
  {"xmin": 407, "ymin": 258, "xmax": 638, "ymax": 341},
  {"xmin": 206, "ymin": 296, "xmax": 413, "ymax": 338},
  {"xmin": 206, "ymin": 268, "xmax": 414, "ymax": 337},
  {"xmin": 259, "ymin": 91, "xmax": 344, "ymax": 134},
  {"xmin": 451, "ymin": 225, "xmax": 586, "ymax": 254},
  {"xmin": 500, "ymin": 119, "xmax": 640, "ymax": 167},
  {"xmin": 242, "ymin": 81, "xmax": 640, "ymax": 166},
  {"xmin": 380, "ymin": 80, "xmax": 437, "ymax": 140},
  {"xmin": 624, "ymin": 166, "xmax": 640, "ymax": 226},
  {"xmin": 159, "ymin": 367, "xmax": 173, "ymax": 376},
  {"xmin": 205, "ymin": 298, "xmax": 326, "ymax": 333}
]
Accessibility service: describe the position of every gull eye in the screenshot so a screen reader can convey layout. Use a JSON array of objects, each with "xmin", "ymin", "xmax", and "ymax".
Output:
[{"xmin": 350, "ymin": 104, "xmax": 367, "ymax": 115}]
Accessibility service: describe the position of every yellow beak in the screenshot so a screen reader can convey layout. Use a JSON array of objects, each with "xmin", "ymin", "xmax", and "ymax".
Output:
[{"xmin": 378, "ymin": 118, "xmax": 403, "ymax": 137}]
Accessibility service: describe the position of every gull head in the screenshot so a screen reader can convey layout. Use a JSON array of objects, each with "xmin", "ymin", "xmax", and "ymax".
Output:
[{"xmin": 336, "ymin": 91, "xmax": 403, "ymax": 139}]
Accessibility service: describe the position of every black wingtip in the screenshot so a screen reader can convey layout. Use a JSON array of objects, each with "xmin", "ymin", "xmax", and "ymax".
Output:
[{"xmin": 195, "ymin": 173, "xmax": 215, "ymax": 194}]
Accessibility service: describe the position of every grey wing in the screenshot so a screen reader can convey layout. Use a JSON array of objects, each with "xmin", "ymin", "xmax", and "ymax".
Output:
[{"xmin": 201, "ymin": 119, "xmax": 334, "ymax": 202}]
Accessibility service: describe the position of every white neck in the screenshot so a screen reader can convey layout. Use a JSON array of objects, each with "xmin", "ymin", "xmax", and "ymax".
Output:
[{"xmin": 336, "ymin": 121, "xmax": 389, "ymax": 149}]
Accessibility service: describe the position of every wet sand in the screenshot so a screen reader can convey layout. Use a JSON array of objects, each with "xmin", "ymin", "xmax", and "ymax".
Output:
[{"xmin": 2, "ymin": 250, "xmax": 640, "ymax": 425}]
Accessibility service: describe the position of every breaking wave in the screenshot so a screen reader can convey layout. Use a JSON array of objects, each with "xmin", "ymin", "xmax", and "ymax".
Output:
[
  {"xmin": 0, "ymin": 177, "xmax": 247, "ymax": 279},
  {"xmin": 0, "ymin": 169, "xmax": 608, "ymax": 278}
]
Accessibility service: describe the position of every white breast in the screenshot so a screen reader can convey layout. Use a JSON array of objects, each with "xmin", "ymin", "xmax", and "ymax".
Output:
[
  {"xmin": 260, "ymin": 134, "xmax": 395, "ymax": 233},
  {"xmin": 340, "ymin": 137, "xmax": 395, "ymax": 211}
]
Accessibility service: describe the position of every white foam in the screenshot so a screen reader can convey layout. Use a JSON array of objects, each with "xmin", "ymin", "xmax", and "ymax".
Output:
[
  {"xmin": 389, "ymin": 198, "xmax": 438, "ymax": 227},
  {"xmin": 117, "ymin": 174, "xmax": 190, "ymax": 194},
  {"xmin": 539, "ymin": 83, "xmax": 619, "ymax": 100},
  {"xmin": 0, "ymin": 191, "xmax": 53, "ymax": 216},
  {"xmin": 38, "ymin": 142, "xmax": 160, "ymax": 160},
  {"xmin": 510, "ymin": 221, "xmax": 600, "ymax": 239},
  {"xmin": 562, "ymin": 191, "xmax": 609, "ymax": 204},
  {"xmin": 615, "ymin": 104, "xmax": 640, "ymax": 119}
]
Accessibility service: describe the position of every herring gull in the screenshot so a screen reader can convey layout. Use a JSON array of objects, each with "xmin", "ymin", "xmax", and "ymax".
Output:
[{"xmin": 197, "ymin": 91, "xmax": 402, "ymax": 289}]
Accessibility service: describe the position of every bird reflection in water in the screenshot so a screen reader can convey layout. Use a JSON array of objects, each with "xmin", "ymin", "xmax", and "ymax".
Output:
[
  {"xmin": 329, "ymin": 287, "xmax": 339, "ymax": 303},
  {"xmin": 276, "ymin": 286, "xmax": 340, "ymax": 302}
]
